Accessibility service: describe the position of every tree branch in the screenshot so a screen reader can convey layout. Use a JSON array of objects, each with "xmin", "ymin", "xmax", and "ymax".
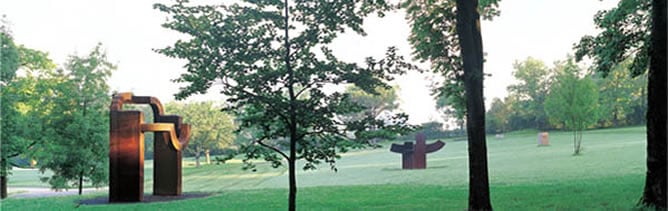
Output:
[
  {"xmin": 295, "ymin": 81, "xmax": 317, "ymax": 98},
  {"xmin": 219, "ymin": 78, "xmax": 290, "ymax": 123},
  {"xmin": 6, "ymin": 140, "xmax": 38, "ymax": 158},
  {"xmin": 256, "ymin": 137, "xmax": 289, "ymax": 161}
]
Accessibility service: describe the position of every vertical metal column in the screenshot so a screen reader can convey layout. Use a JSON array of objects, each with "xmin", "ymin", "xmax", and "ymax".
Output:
[{"xmin": 109, "ymin": 111, "xmax": 145, "ymax": 202}]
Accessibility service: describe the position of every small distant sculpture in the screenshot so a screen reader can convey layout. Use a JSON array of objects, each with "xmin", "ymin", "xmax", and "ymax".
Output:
[
  {"xmin": 109, "ymin": 93, "xmax": 191, "ymax": 202},
  {"xmin": 390, "ymin": 133, "xmax": 445, "ymax": 169},
  {"xmin": 538, "ymin": 132, "xmax": 549, "ymax": 146}
]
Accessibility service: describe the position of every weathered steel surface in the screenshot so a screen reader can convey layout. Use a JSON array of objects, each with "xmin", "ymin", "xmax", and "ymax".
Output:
[
  {"xmin": 109, "ymin": 92, "xmax": 190, "ymax": 202},
  {"xmin": 390, "ymin": 132, "xmax": 445, "ymax": 169}
]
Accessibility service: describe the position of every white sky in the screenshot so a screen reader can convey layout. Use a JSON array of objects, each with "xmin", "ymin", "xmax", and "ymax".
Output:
[{"xmin": 1, "ymin": 0, "xmax": 617, "ymax": 125}]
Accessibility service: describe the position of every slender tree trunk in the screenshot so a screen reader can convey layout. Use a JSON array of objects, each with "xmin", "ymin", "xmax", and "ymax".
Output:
[
  {"xmin": 640, "ymin": 0, "xmax": 666, "ymax": 208},
  {"xmin": 1, "ymin": 175, "xmax": 7, "ymax": 199},
  {"xmin": 288, "ymin": 152, "xmax": 297, "ymax": 211},
  {"xmin": 456, "ymin": 0, "xmax": 492, "ymax": 210},
  {"xmin": 195, "ymin": 146, "xmax": 201, "ymax": 168},
  {"xmin": 284, "ymin": 0, "xmax": 297, "ymax": 210},
  {"xmin": 1, "ymin": 157, "xmax": 7, "ymax": 199},
  {"xmin": 573, "ymin": 129, "xmax": 578, "ymax": 155},
  {"xmin": 78, "ymin": 171, "xmax": 83, "ymax": 195},
  {"xmin": 205, "ymin": 149, "xmax": 211, "ymax": 165},
  {"xmin": 577, "ymin": 130, "xmax": 582, "ymax": 155}
]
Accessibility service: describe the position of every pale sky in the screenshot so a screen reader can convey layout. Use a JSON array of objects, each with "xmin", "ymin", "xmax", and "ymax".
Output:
[{"xmin": 1, "ymin": 0, "xmax": 617, "ymax": 125}]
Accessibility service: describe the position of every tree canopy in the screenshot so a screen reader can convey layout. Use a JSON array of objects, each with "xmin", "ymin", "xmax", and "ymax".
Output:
[
  {"xmin": 544, "ymin": 59, "xmax": 599, "ymax": 155},
  {"xmin": 507, "ymin": 57, "xmax": 551, "ymax": 129},
  {"xmin": 342, "ymin": 85, "xmax": 399, "ymax": 121},
  {"xmin": 36, "ymin": 44, "xmax": 114, "ymax": 194},
  {"xmin": 154, "ymin": 1, "xmax": 416, "ymax": 209},
  {"xmin": 575, "ymin": 0, "xmax": 665, "ymax": 207},
  {"xmin": 0, "ymin": 30, "xmax": 60, "ymax": 198},
  {"xmin": 165, "ymin": 101, "xmax": 237, "ymax": 167}
]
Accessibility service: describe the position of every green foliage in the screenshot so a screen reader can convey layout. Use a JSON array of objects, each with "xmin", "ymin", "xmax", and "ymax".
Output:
[
  {"xmin": 1, "ymin": 32, "xmax": 20, "ymax": 178},
  {"xmin": 36, "ymin": 44, "xmax": 114, "ymax": 191},
  {"xmin": 506, "ymin": 57, "xmax": 551, "ymax": 130},
  {"xmin": 485, "ymin": 58, "xmax": 647, "ymax": 134},
  {"xmin": 165, "ymin": 101, "xmax": 237, "ymax": 166},
  {"xmin": 486, "ymin": 97, "xmax": 510, "ymax": 133},
  {"xmin": 574, "ymin": 0, "xmax": 651, "ymax": 77},
  {"xmin": 0, "ymin": 33, "xmax": 58, "ymax": 179},
  {"xmin": 594, "ymin": 60, "xmax": 647, "ymax": 127},
  {"xmin": 400, "ymin": 121, "xmax": 455, "ymax": 140},
  {"xmin": 544, "ymin": 59, "xmax": 599, "ymax": 155},
  {"xmin": 342, "ymin": 85, "xmax": 399, "ymax": 121},
  {"xmin": 402, "ymin": 0, "xmax": 500, "ymax": 123},
  {"xmin": 155, "ymin": 1, "xmax": 416, "ymax": 208},
  {"xmin": 1, "ymin": 32, "xmax": 19, "ymax": 82},
  {"xmin": 155, "ymin": 0, "xmax": 415, "ymax": 169},
  {"xmin": 576, "ymin": 0, "xmax": 665, "ymax": 208}
]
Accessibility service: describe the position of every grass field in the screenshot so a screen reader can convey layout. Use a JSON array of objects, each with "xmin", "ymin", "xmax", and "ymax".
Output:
[{"xmin": 1, "ymin": 126, "xmax": 648, "ymax": 210}]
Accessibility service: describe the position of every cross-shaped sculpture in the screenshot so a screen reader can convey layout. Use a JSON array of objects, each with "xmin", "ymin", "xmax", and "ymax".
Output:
[{"xmin": 390, "ymin": 133, "xmax": 445, "ymax": 169}]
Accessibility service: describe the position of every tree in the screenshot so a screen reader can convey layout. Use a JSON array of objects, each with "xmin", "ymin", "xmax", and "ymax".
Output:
[
  {"xmin": 0, "ymin": 28, "xmax": 58, "ymax": 198},
  {"xmin": 486, "ymin": 97, "xmax": 510, "ymax": 133},
  {"xmin": 165, "ymin": 101, "xmax": 236, "ymax": 167},
  {"xmin": 507, "ymin": 57, "xmax": 551, "ymax": 130},
  {"xmin": 574, "ymin": 0, "xmax": 665, "ymax": 208},
  {"xmin": 436, "ymin": 92, "xmax": 465, "ymax": 133},
  {"xmin": 544, "ymin": 59, "xmax": 599, "ymax": 155},
  {"xmin": 0, "ymin": 26, "xmax": 21, "ymax": 200},
  {"xmin": 36, "ymin": 44, "xmax": 114, "ymax": 195},
  {"xmin": 403, "ymin": 0, "xmax": 499, "ymax": 209},
  {"xmin": 155, "ymin": 1, "xmax": 415, "ymax": 210},
  {"xmin": 595, "ymin": 60, "xmax": 647, "ymax": 128},
  {"xmin": 455, "ymin": 0, "xmax": 493, "ymax": 209},
  {"xmin": 343, "ymin": 85, "xmax": 399, "ymax": 121}
]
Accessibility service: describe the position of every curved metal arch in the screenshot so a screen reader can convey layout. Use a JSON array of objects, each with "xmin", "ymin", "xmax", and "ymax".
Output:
[{"xmin": 110, "ymin": 92, "xmax": 189, "ymax": 150}]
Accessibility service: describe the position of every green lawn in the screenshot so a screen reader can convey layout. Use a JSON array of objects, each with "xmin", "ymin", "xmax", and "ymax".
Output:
[{"xmin": 1, "ymin": 126, "xmax": 648, "ymax": 210}]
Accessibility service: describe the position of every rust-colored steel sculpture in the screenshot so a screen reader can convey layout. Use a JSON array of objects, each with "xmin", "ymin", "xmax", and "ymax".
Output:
[
  {"xmin": 109, "ymin": 92, "xmax": 191, "ymax": 202},
  {"xmin": 390, "ymin": 133, "xmax": 445, "ymax": 169}
]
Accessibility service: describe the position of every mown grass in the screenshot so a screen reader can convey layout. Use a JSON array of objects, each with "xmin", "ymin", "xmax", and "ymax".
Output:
[
  {"xmin": 1, "ymin": 126, "xmax": 648, "ymax": 210},
  {"xmin": 0, "ymin": 175, "xmax": 643, "ymax": 210}
]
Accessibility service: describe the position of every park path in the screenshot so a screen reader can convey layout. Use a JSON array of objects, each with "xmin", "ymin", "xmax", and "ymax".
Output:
[{"xmin": 7, "ymin": 187, "xmax": 107, "ymax": 198}]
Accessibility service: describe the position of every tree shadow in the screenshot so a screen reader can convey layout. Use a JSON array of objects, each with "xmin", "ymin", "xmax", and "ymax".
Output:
[
  {"xmin": 381, "ymin": 165, "xmax": 449, "ymax": 171},
  {"xmin": 77, "ymin": 192, "xmax": 212, "ymax": 206}
]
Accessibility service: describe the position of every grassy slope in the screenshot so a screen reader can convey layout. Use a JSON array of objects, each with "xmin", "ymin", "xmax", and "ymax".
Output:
[{"xmin": 1, "ymin": 126, "xmax": 647, "ymax": 210}]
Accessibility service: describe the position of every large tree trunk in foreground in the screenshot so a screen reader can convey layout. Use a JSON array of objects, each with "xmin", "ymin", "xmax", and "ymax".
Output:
[
  {"xmin": 640, "ymin": 0, "xmax": 667, "ymax": 208},
  {"xmin": 455, "ymin": 0, "xmax": 493, "ymax": 210}
]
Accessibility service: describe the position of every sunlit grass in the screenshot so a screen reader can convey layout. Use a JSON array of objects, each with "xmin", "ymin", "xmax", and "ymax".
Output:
[{"xmin": 3, "ymin": 126, "xmax": 647, "ymax": 210}]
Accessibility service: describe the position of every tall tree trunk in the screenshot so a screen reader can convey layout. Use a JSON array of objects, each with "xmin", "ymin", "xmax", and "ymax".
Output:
[
  {"xmin": 640, "ymin": 0, "xmax": 667, "ymax": 208},
  {"xmin": 455, "ymin": 0, "xmax": 493, "ymax": 210},
  {"xmin": 78, "ymin": 171, "xmax": 83, "ymax": 195},
  {"xmin": 205, "ymin": 149, "xmax": 211, "ymax": 165},
  {"xmin": 284, "ymin": 0, "xmax": 297, "ymax": 210}
]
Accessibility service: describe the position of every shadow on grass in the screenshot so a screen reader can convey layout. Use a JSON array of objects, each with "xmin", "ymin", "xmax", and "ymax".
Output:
[
  {"xmin": 78, "ymin": 192, "xmax": 213, "ymax": 206},
  {"xmin": 381, "ymin": 165, "xmax": 449, "ymax": 171}
]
